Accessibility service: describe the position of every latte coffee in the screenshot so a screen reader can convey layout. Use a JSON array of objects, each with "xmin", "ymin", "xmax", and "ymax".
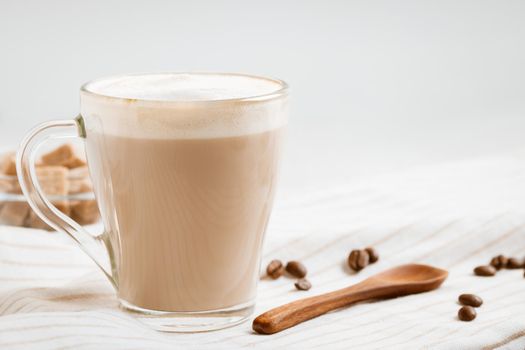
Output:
[{"xmin": 80, "ymin": 73, "xmax": 288, "ymax": 312}]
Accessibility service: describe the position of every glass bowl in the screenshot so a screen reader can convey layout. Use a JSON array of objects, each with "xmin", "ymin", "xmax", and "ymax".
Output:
[{"xmin": 0, "ymin": 166, "xmax": 100, "ymax": 230}]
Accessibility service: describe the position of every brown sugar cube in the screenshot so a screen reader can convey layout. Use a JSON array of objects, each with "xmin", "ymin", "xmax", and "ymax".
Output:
[
  {"xmin": 8, "ymin": 180, "xmax": 22, "ymax": 194},
  {"xmin": 41, "ymin": 144, "xmax": 75, "ymax": 166},
  {"xmin": 0, "ymin": 202, "xmax": 30, "ymax": 226},
  {"xmin": 0, "ymin": 177, "xmax": 14, "ymax": 192},
  {"xmin": 68, "ymin": 179, "xmax": 92, "ymax": 194},
  {"xmin": 62, "ymin": 156, "xmax": 87, "ymax": 169},
  {"xmin": 35, "ymin": 166, "xmax": 70, "ymax": 220},
  {"xmin": 69, "ymin": 166, "xmax": 90, "ymax": 181},
  {"xmin": 0, "ymin": 172, "xmax": 28, "ymax": 226},
  {"xmin": 24, "ymin": 211, "xmax": 50, "ymax": 230},
  {"xmin": 69, "ymin": 166, "xmax": 89, "ymax": 178},
  {"xmin": 23, "ymin": 166, "xmax": 69, "ymax": 230},
  {"xmin": 54, "ymin": 202, "xmax": 70, "ymax": 215},
  {"xmin": 71, "ymin": 200, "xmax": 99, "ymax": 225},
  {"xmin": 68, "ymin": 166, "xmax": 92, "ymax": 194},
  {"xmin": 1, "ymin": 176, "xmax": 23, "ymax": 195},
  {"xmin": 1, "ymin": 152, "xmax": 17, "ymax": 176},
  {"xmin": 24, "ymin": 202, "xmax": 70, "ymax": 230},
  {"xmin": 36, "ymin": 166, "xmax": 69, "ymax": 196}
]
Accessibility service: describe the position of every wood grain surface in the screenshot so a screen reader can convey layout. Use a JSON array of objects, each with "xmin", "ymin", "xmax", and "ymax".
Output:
[{"xmin": 1, "ymin": 154, "xmax": 525, "ymax": 349}]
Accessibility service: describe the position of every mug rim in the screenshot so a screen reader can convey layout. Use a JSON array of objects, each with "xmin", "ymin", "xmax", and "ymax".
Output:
[{"xmin": 80, "ymin": 72, "xmax": 289, "ymax": 105}]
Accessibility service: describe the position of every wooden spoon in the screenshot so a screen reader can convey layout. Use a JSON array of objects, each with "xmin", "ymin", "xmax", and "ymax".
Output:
[{"xmin": 253, "ymin": 264, "xmax": 448, "ymax": 334}]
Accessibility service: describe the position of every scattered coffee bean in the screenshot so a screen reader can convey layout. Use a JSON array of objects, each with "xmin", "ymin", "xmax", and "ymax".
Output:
[
  {"xmin": 286, "ymin": 261, "xmax": 307, "ymax": 278},
  {"xmin": 473, "ymin": 265, "xmax": 496, "ymax": 277},
  {"xmin": 348, "ymin": 249, "xmax": 370, "ymax": 272},
  {"xmin": 490, "ymin": 255, "xmax": 508, "ymax": 270},
  {"xmin": 506, "ymin": 257, "xmax": 524, "ymax": 269},
  {"xmin": 266, "ymin": 260, "xmax": 285, "ymax": 279},
  {"xmin": 458, "ymin": 294, "xmax": 483, "ymax": 307},
  {"xmin": 365, "ymin": 247, "xmax": 379, "ymax": 264},
  {"xmin": 294, "ymin": 278, "xmax": 312, "ymax": 291},
  {"xmin": 458, "ymin": 306, "xmax": 477, "ymax": 321}
]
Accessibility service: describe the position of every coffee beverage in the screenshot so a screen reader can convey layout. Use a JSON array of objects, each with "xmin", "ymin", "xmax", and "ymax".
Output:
[
  {"xmin": 86, "ymin": 129, "xmax": 283, "ymax": 311},
  {"xmin": 80, "ymin": 74, "xmax": 288, "ymax": 312}
]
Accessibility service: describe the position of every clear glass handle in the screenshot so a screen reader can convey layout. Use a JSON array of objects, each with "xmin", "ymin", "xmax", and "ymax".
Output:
[{"xmin": 16, "ymin": 116, "xmax": 115, "ymax": 288}]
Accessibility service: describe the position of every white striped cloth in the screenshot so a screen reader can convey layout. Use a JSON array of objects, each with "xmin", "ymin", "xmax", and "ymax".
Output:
[{"xmin": 2, "ymin": 153, "xmax": 525, "ymax": 349}]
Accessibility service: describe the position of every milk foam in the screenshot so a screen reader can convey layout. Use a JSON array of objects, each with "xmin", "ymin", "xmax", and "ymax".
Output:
[
  {"xmin": 84, "ymin": 73, "xmax": 285, "ymax": 102},
  {"xmin": 80, "ymin": 73, "xmax": 288, "ymax": 139}
]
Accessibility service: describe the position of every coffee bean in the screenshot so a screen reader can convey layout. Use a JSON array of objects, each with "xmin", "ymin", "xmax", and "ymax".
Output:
[
  {"xmin": 507, "ymin": 257, "xmax": 524, "ymax": 269},
  {"xmin": 294, "ymin": 278, "xmax": 312, "ymax": 291},
  {"xmin": 458, "ymin": 306, "xmax": 477, "ymax": 321},
  {"xmin": 286, "ymin": 261, "xmax": 307, "ymax": 278},
  {"xmin": 348, "ymin": 249, "xmax": 370, "ymax": 272},
  {"xmin": 458, "ymin": 294, "xmax": 483, "ymax": 307},
  {"xmin": 365, "ymin": 247, "xmax": 379, "ymax": 264},
  {"xmin": 266, "ymin": 260, "xmax": 284, "ymax": 279},
  {"xmin": 490, "ymin": 255, "xmax": 508, "ymax": 270},
  {"xmin": 474, "ymin": 265, "xmax": 496, "ymax": 276}
]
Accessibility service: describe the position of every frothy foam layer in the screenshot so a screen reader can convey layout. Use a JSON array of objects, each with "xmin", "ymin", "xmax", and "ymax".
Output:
[
  {"xmin": 80, "ymin": 73, "xmax": 288, "ymax": 139},
  {"xmin": 83, "ymin": 73, "xmax": 284, "ymax": 102}
]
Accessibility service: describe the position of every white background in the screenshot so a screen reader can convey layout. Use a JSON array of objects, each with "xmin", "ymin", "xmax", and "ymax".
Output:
[{"xmin": 1, "ymin": 0, "xmax": 524, "ymax": 193}]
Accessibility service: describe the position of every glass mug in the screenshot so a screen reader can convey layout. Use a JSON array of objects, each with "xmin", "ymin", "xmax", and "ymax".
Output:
[{"xmin": 17, "ymin": 73, "xmax": 288, "ymax": 332}]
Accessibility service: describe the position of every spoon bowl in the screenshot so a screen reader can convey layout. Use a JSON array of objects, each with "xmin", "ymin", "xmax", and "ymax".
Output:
[{"xmin": 367, "ymin": 264, "xmax": 448, "ymax": 292}]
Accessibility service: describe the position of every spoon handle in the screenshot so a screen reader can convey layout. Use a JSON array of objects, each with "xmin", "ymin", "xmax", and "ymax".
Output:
[{"xmin": 253, "ymin": 282, "xmax": 381, "ymax": 334}]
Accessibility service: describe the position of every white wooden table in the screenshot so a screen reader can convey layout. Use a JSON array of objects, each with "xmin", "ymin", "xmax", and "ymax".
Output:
[{"xmin": 1, "ymin": 153, "xmax": 525, "ymax": 349}]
